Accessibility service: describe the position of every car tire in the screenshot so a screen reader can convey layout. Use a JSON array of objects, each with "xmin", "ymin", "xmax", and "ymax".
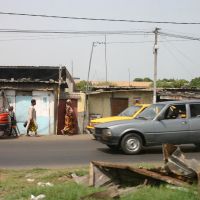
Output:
[{"xmin": 121, "ymin": 133, "xmax": 142, "ymax": 155}]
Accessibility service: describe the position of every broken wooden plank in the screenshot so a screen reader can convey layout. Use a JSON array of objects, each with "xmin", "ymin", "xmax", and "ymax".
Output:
[{"xmin": 91, "ymin": 161, "xmax": 188, "ymax": 187}]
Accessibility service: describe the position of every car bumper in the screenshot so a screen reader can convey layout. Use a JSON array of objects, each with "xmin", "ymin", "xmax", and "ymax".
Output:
[
  {"xmin": 86, "ymin": 127, "xmax": 95, "ymax": 135},
  {"xmin": 95, "ymin": 134, "xmax": 119, "ymax": 145}
]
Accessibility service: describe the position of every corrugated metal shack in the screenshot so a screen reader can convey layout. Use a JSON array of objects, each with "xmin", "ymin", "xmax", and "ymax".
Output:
[{"xmin": 0, "ymin": 66, "xmax": 75, "ymax": 135}]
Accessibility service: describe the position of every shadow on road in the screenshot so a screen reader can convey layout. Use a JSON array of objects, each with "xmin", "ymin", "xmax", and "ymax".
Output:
[
  {"xmin": 97, "ymin": 144, "xmax": 199, "ymax": 155},
  {"xmin": 0, "ymin": 135, "xmax": 19, "ymax": 140}
]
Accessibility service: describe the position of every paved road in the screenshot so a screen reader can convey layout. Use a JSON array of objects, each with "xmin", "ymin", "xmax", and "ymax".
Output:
[{"xmin": 0, "ymin": 134, "xmax": 200, "ymax": 168}]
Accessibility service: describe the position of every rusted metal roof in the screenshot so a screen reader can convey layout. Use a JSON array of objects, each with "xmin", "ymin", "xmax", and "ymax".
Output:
[{"xmin": 0, "ymin": 66, "xmax": 70, "ymax": 83}]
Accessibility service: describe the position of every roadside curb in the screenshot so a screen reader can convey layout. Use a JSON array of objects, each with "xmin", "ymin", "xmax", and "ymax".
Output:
[{"xmin": 7, "ymin": 133, "xmax": 94, "ymax": 141}]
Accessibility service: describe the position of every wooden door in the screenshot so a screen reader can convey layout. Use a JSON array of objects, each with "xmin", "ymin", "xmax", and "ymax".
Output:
[
  {"xmin": 57, "ymin": 99, "xmax": 78, "ymax": 135},
  {"xmin": 111, "ymin": 98, "xmax": 128, "ymax": 116}
]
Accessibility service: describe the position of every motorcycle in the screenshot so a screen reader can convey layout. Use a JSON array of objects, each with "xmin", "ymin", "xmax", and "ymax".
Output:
[{"xmin": 0, "ymin": 112, "xmax": 18, "ymax": 137}]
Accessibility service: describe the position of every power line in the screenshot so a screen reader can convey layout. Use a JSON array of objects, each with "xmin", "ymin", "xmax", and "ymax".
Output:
[
  {"xmin": 1, "ymin": 27, "xmax": 200, "ymax": 41},
  {"xmin": 163, "ymin": 37, "xmax": 199, "ymax": 66},
  {"xmin": 0, "ymin": 28, "xmax": 153, "ymax": 35},
  {"xmin": 0, "ymin": 34, "xmax": 98, "ymax": 42},
  {"xmin": 0, "ymin": 11, "xmax": 200, "ymax": 25},
  {"xmin": 0, "ymin": 28, "xmax": 200, "ymax": 44},
  {"xmin": 159, "ymin": 31, "xmax": 200, "ymax": 41},
  {"xmin": 106, "ymin": 39, "xmax": 190, "ymax": 44},
  {"xmin": 161, "ymin": 42, "xmax": 194, "ymax": 78}
]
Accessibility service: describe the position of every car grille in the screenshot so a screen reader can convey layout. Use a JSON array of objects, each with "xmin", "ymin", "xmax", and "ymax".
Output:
[{"xmin": 95, "ymin": 128, "xmax": 102, "ymax": 135}]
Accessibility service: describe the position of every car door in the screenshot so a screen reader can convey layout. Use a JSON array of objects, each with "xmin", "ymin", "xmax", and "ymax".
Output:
[
  {"xmin": 153, "ymin": 104, "xmax": 190, "ymax": 144},
  {"xmin": 188, "ymin": 103, "xmax": 200, "ymax": 143}
]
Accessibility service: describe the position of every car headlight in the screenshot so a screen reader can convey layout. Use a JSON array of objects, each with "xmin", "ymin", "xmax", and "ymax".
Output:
[
  {"xmin": 90, "ymin": 122, "xmax": 100, "ymax": 127},
  {"xmin": 102, "ymin": 129, "xmax": 112, "ymax": 139}
]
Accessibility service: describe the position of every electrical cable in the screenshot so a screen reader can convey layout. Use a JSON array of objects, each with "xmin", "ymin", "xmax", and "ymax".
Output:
[
  {"xmin": 161, "ymin": 41, "xmax": 194, "ymax": 79},
  {"xmin": 0, "ymin": 28, "xmax": 199, "ymax": 43},
  {"xmin": 0, "ymin": 11, "xmax": 200, "ymax": 25},
  {"xmin": 163, "ymin": 37, "xmax": 200, "ymax": 68},
  {"xmin": 159, "ymin": 31, "xmax": 200, "ymax": 41},
  {"xmin": 0, "ymin": 29, "xmax": 153, "ymax": 36},
  {"xmin": 0, "ymin": 34, "xmax": 99, "ymax": 42}
]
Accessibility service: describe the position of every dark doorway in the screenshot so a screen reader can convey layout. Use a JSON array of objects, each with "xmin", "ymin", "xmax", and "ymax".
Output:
[
  {"xmin": 111, "ymin": 98, "xmax": 128, "ymax": 116},
  {"xmin": 57, "ymin": 99, "xmax": 78, "ymax": 135}
]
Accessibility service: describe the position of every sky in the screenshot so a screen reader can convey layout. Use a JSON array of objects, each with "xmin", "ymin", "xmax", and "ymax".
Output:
[{"xmin": 0, "ymin": 0, "xmax": 200, "ymax": 81}]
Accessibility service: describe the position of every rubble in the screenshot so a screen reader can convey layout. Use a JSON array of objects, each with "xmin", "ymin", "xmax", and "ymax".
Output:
[
  {"xmin": 30, "ymin": 194, "xmax": 46, "ymax": 200},
  {"xmin": 37, "ymin": 182, "xmax": 54, "ymax": 187},
  {"xmin": 71, "ymin": 144, "xmax": 200, "ymax": 199}
]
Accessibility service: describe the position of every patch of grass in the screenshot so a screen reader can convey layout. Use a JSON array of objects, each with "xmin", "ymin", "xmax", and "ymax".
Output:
[
  {"xmin": 4, "ymin": 182, "xmax": 99, "ymax": 200},
  {"xmin": 0, "ymin": 168, "xmax": 199, "ymax": 200},
  {"xmin": 123, "ymin": 185, "xmax": 199, "ymax": 200}
]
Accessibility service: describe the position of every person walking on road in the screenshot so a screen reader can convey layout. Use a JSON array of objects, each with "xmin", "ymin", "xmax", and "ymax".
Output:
[
  {"xmin": 8, "ymin": 106, "xmax": 18, "ymax": 137},
  {"xmin": 61, "ymin": 99, "xmax": 75, "ymax": 135},
  {"xmin": 26, "ymin": 99, "xmax": 38, "ymax": 136}
]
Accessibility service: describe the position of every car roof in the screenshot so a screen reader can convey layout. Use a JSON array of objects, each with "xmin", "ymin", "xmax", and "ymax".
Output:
[{"xmin": 156, "ymin": 100, "xmax": 200, "ymax": 105}]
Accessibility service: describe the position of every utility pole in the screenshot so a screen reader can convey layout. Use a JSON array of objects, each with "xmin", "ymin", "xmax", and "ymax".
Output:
[
  {"xmin": 86, "ymin": 42, "xmax": 95, "ymax": 92},
  {"xmin": 104, "ymin": 35, "xmax": 108, "ymax": 83},
  {"xmin": 56, "ymin": 65, "xmax": 62, "ymax": 135},
  {"xmin": 153, "ymin": 27, "xmax": 159, "ymax": 103},
  {"xmin": 83, "ymin": 42, "xmax": 95, "ymax": 134},
  {"xmin": 71, "ymin": 60, "xmax": 74, "ymax": 78}
]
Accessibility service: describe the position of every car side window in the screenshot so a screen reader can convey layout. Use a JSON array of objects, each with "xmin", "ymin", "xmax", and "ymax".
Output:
[
  {"xmin": 164, "ymin": 104, "xmax": 186, "ymax": 120},
  {"xmin": 190, "ymin": 104, "xmax": 200, "ymax": 118}
]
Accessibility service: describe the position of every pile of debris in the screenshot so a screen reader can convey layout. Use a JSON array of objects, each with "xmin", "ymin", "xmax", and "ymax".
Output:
[{"xmin": 72, "ymin": 144, "xmax": 200, "ymax": 199}]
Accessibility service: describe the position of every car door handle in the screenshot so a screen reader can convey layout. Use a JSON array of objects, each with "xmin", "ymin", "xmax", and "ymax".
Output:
[{"xmin": 181, "ymin": 121, "xmax": 187, "ymax": 125}]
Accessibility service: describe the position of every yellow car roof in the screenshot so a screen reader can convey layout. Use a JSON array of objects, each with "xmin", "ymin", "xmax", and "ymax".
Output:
[{"xmin": 90, "ymin": 104, "xmax": 150, "ymax": 123}]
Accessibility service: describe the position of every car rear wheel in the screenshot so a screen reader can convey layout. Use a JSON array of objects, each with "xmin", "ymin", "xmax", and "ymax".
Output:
[{"xmin": 121, "ymin": 133, "xmax": 142, "ymax": 155}]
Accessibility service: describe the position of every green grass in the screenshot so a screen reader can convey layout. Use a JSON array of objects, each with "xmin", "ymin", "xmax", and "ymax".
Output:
[
  {"xmin": 0, "ymin": 168, "xmax": 199, "ymax": 200},
  {"xmin": 123, "ymin": 185, "xmax": 199, "ymax": 200}
]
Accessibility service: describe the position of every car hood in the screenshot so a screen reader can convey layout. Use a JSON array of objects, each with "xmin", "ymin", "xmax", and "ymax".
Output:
[
  {"xmin": 91, "ymin": 116, "xmax": 132, "ymax": 123},
  {"xmin": 95, "ymin": 118, "xmax": 147, "ymax": 129}
]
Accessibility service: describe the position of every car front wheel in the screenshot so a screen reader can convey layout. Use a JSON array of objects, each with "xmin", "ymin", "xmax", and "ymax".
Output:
[{"xmin": 121, "ymin": 133, "xmax": 142, "ymax": 155}]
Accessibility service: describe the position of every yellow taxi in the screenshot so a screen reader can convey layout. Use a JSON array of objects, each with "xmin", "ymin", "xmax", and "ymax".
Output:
[{"xmin": 87, "ymin": 104, "xmax": 150, "ymax": 134}]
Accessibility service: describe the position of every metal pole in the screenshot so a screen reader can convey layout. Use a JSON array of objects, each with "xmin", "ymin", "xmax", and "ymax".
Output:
[
  {"xmin": 84, "ymin": 42, "xmax": 95, "ymax": 134},
  {"xmin": 71, "ymin": 60, "xmax": 74, "ymax": 78},
  {"xmin": 105, "ymin": 35, "xmax": 108, "ymax": 83},
  {"xmin": 56, "ymin": 66, "xmax": 62, "ymax": 135},
  {"xmin": 153, "ymin": 28, "xmax": 159, "ymax": 103},
  {"xmin": 86, "ymin": 42, "xmax": 95, "ymax": 92}
]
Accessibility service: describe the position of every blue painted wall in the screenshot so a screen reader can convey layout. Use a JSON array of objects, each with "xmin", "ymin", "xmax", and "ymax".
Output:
[{"xmin": 16, "ymin": 95, "xmax": 50, "ymax": 135}]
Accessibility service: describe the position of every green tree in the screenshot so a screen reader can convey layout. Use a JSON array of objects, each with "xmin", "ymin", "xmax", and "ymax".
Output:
[
  {"xmin": 157, "ymin": 79, "xmax": 189, "ymax": 88},
  {"xmin": 133, "ymin": 78, "xmax": 144, "ymax": 82},
  {"xmin": 190, "ymin": 77, "xmax": 200, "ymax": 88},
  {"xmin": 173, "ymin": 79, "xmax": 189, "ymax": 88},
  {"xmin": 143, "ymin": 77, "xmax": 153, "ymax": 82},
  {"xmin": 75, "ymin": 80, "xmax": 92, "ymax": 91},
  {"xmin": 133, "ymin": 77, "xmax": 152, "ymax": 82}
]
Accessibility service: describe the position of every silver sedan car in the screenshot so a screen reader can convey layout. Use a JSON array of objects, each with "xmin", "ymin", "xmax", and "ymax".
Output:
[{"xmin": 94, "ymin": 100, "xmax": 200, "ymax": 154}]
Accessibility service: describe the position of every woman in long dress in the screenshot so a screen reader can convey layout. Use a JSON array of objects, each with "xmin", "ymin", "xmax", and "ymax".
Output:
[{"xmin": 61, "ymin": 99, "xmax": 75, "ymax": 135}]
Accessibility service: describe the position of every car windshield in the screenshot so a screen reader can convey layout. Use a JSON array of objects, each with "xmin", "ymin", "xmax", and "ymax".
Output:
[
  {"xmin": 136, "ymin": 104, "xmax": 165, "ymax": 120},
  {"xmin": 118, "ymin": 106, "xmax": 141, "ymax": 117}
]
